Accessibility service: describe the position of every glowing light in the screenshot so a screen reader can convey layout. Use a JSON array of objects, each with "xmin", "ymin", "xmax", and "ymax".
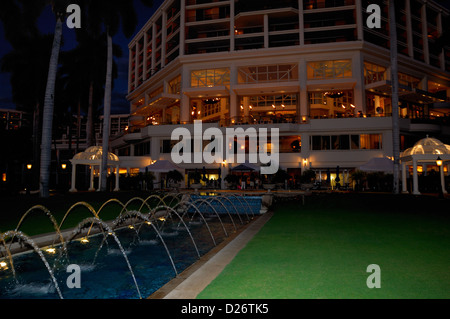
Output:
[
  {"xmin": 128, "ymin": 225, "xmax": 135, "ymax": 230},
  {"xmin": 158, "ymin": 217, "xmax": 166, "ymax": 221},
  {"xmin": 80, "ymin": 237, "xmax": 89, "ymax": 244},
  {"xmin": 436, "ymin": 156, "xmax": 443, "ymax": 167},
  {"xmin": 145, "ymin": 221, "xmax": 152, "ymax": 225},
  {"xmin": 45, "ymin": 248, "xmax": 56, "ymax": 254},
  {"xmin": 350, "ymin": 104, "xmax": 356, "ymax": 108},
  {"xmin": 61, "ymin": 164, "xmax": 67, "ymax": 170},
  {"xmin": 27, "ymin": 164, "xmax": 32, "ymax": 170},
  {"xmin": 0, "ymin": 261, "xmax": 8, "ymax": 269},
  {"xmin": 272, "ymin": 104, "xmax": 276, "ymax": 109}
]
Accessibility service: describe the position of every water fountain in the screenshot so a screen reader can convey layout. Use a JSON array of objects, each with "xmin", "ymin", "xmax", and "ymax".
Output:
[{"xmin": 0, "ymin": 192, "xmax": 263, "ymax": 299}]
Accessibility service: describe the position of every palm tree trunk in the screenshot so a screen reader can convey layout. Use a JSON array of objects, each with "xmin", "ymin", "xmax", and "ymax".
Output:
[
  {"xmin": 100, "ymin": 30, "xmax": 113, "ymax": 191},
  {"xmin": 389, "ymin": 0, "xmax": 400, "ymax": 194},
  {"xmin": 87, "ymin": 81, "xmax": 95, "ymax": 147},
  {"xmin": 39, "ymin": 16, "xmax": 63, "ymax": 198}
]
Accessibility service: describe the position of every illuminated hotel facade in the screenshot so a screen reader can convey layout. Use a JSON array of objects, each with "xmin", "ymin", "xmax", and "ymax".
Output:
[{"xmin": 111, "ymin": 0, "xmax": 450, "ymax": 187}]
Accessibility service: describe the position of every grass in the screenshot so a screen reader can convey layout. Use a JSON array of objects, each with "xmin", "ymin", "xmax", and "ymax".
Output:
[
  {"xmin": 0, "ymin": 191, "xmax": 169, "ymax": 236},
  {"xmin": 197, "ymin": 193, "xmax": 450, "ymax": 299}
]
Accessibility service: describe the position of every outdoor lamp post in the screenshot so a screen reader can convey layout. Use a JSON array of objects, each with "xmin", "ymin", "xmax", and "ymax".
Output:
[
  {"xmin": 26, "ymin": 163, "xmax": 32, "ymax": 195},
  {"xmin": 436, "ymin": 156, "xmax": 446, "ymax": 198}
]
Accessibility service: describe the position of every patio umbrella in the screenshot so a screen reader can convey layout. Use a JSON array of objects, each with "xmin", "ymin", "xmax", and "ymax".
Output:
[
  {"xmin": 142, "ymin": 160, "xmax": 181, "ymax": 173},
  {"xmin": 359, "ymin": 157, "xmax": 394, "ymax": 173}
]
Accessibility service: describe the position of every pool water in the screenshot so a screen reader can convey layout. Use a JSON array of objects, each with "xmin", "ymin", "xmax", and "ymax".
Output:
[{"xmin": 0, "ymin": 216, "xmax": 235, "ymax": 299}]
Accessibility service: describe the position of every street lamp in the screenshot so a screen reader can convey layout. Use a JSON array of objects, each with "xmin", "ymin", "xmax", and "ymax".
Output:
[
  {"xmin": 61, "ymin": 163, "xmax": 67, "ymax": 170},
  {"xmin": 436, "ymin": 156, "xmax": 444, "ymax": 199},
  {"xmin": 27, "ymin": 164, "xmax": 32, "ymax": 170}
]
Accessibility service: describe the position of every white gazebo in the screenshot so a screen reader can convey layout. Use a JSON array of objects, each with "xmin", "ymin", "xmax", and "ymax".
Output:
[
  {"xmin": 70, "ymin": 146, "xmax": 120, "ymax": 192},
  {"xmin": 400, "ymin": 136, "xmax": 450, "ymax": 195}
]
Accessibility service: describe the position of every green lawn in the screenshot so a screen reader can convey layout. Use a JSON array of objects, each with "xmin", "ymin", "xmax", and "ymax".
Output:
[{"xmin": 197, "ymin": 193, "xmax": 450, "ymax": 299}]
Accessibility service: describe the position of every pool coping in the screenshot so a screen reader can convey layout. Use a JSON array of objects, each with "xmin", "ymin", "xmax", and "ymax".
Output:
[{"xmin": 148, "ymin": 211, "xmax": 273, "ymax": 299}]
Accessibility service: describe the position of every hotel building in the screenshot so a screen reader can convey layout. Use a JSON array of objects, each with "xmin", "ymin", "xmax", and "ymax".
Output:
[{"xmin": 110, "ymin": 0, "xmax": 450, "ymax": 188}]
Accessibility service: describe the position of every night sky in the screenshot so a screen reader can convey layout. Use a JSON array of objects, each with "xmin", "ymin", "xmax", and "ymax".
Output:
[{"xmin": 0, "ymin": 0, "xmax": 164, "ymax": 114}]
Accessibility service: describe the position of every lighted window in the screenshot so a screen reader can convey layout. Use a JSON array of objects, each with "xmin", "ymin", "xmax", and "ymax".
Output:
[
  {"xmin": 360, "ymin": 134, "xmax": 382, "ymax": 150},
  {"xmin": 168, "ymin": 75, "xmax": 181, "ymax": 94},
  {"xmin": 364, "ymin": 62, "xmax": 386, "ymax": 84},
  {"xmin": 238, "ymin": 64, "xmax": 298, "ymax": 84},
  {"xmin": 307, "ymin": 60, "xmax": 352, "ymax": 79},
  {"xmin": 190, "ymin": 68, "xmax": 230, "ymax": 88}
]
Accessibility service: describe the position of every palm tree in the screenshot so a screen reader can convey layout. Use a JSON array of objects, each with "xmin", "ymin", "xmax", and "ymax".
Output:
[
  {"xmin": 0, "ymin": 34, "xmax": 54, "ymax": 189},
  {"xmin": 39, "ymin": 0, "xmax": 70, "ymax": 198},
  {"xmin": 389, "ymin": 0, "xmax": 400, "ymax": 194},
  {"xmin": 82, "ymin": 0, "xmax": 153, "ymax": 191},
  {"xmin": 59, "ymin": 30, "xmax": 122, "ymax": 151}
]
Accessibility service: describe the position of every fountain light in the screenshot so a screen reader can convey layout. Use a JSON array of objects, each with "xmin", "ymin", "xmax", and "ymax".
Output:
[
  {"xmin": 80, "ymin": 237, "xmax": 90, "ymax": 244},
  {"xmin": 0, "ymin": 261, "xmax": 8, "ymax": 270},
  {"xmin": 145, "ymin": 221, "xmax": 152, "ymax": 225},
  {"xmin": 128, "ymin": 225, "xmax": 135, "ymax": 230},
  {"xmin": 158, "ymin": 217, "xmax": 166, "ymax": 221},
  {"xmin": 45, "ymin": 247, "xmax": 56, "ymax": 254}
]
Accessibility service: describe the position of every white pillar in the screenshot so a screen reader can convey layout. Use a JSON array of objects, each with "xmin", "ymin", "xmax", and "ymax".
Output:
[
  {"xmin": 89, "ymin": 166, "xmax": 95, "ymax": 191},
  {"xmin": 412, "ymin": 159, "xmax": 420, "ymax": 195},
  {"xmin": 70, "ymin": 162, "xmax": 77, "ymax": 192},
  {"xmin": 402, "ymin": 162, "xmax": 408, "ymax": 193},
  {"xmin": 114, "ymin": 165, "xmax": 120, "ymax": 192},
  {"xmin": 97, "ymin": 163, "xmax": 102, "ymax": 192},
  {"xmin": 440, "ymin": 164, "xmax": 447, "ymax": 194}
]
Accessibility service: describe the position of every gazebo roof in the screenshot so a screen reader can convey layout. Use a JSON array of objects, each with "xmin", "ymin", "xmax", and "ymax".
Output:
[
  {"xmin": 401, "ymin": 136, "xmax": 450, "ymax": 157},
  {"xmin": 72, "ymin": 146, "xmax": 119, "ymax": 165}
]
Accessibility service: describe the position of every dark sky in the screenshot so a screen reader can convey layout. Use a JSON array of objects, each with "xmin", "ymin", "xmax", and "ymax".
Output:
[{"xmin": 0, "ymin": 0, "xmax": 164, "ymax": 113}]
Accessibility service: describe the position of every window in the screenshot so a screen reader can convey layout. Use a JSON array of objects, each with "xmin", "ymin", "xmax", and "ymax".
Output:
[
  {"xmin": 364, "ymin": 62, "xmax": 386, "ymax": 84},
  {"xmin": 360, "ymin": 134, "xmax": 382, "ymax": 150},
  {"xmin": 280, "ymin": 136, "xmax": 302, "ymax": 153},
  {"xmin": 311, "ymin": 134, "xmax": 382, "ymax": 150},
  {"xmin": 307, "ymin": 60, "xmax": 352, "ymax": 79},
  {"xmin": 168, "ymin": 75, "xmax": 181, "ymax": 94},
  {"xmin": 190, "ymin": 68, "xmax": 230, "ymax": 88},
  {"xmin": 134, "ymin": 141, "xmax": 151, "ymax": 156},
  {"xmin": 238, "ymin": 64, "xmax": 298, "ymax": 84}
]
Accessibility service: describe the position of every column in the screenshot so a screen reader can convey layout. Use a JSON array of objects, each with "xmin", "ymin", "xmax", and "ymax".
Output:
[
  {"xmin": 352, "ymin": 51, "xmax": 365, "ymax": 115},
  {"xmin": 97, "ymin": 163, "xmax": 102, "ymax": 192},
  {"xmin": 298, "ymin": 0, "xmax": 304, "ymax": 45},
  {"xmin": 161, "ymin": 11, "xmax": 167, "ymax": 68},
  {"xmin": 299, "ymin": 58, "xmax": 308, "ymax": 123},
  {"xmin": 229, "ymin": 65, "xmax": 238, "ymax": 123},
  {"xmin": 405, "ymin": 0, "xmax": 414, "ymax": 58},
  {"xmin": 264, "ymin": 14, "xmax": 269, "ymax": 49},
  {"xmin": 230, "ymin": 0, "xmax": 235, "ymax": 51},
  {"xmin": 437, "ymin": 12, "xmax": 445, "ymax": 70},
  {"xmin": 355, "ymin": 0, "xmax": 364, "ymax": 41},
  {"xmin": 89, "ymin": 166, "xmax": 95, "ymax": 191},
  {"xmin": 412, "ymin": 158, "xmax": 420, "ymax": 195},
  {"xmin": 114, "ymin": 165, "xmax": 120, "ymax": 192},
  {"xmin": 421, "ymin": 3, "xmax": 429, "ymax": 65},
  {"xmin": 401, "ymin": 162, "xmax": 408, "ymax": 193},
  {"xmin": 70, "ymin": 162, "xmax": 77, "ymax": 192},
  {"xmin": 143, "ymin": 30, "xmax": 148, "ymax": 81},
  {"xmin": 243, "ymin": 96, "xmax": 250, "ymax": 123},
  {"xmin": 440, "ymin": 164, "xmax": 447, "ymax": 194},
  {"xmin": 134, "ymin": 42, "xmax": 139, "ymax": 89},
  {"xmin": 151, "ymin": 22, "xmax": 157, "ymax": 75},
  {"xmin": 179, "ymin": 0, "xmax": 186, "ymax": 56}
]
